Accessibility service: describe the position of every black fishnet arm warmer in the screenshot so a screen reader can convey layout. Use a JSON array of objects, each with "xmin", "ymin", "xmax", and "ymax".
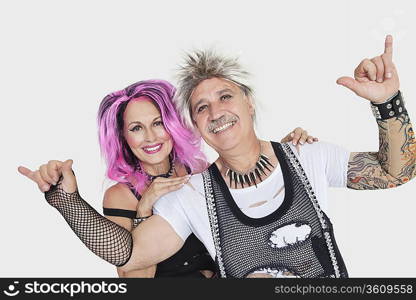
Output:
[{"xmin": 44, "ymin": 180, "xmax": 133, "ymax": 267}]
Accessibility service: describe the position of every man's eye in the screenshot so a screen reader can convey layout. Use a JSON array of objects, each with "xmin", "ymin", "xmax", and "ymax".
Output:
[
  {"xmin": 197, "ymin": 105, "xmax": 208, "ymax": 113},
  {"xmin": 220, "ymin": 94, "xmax": 232, "ymax": 101},
  {"xmin": 130, "ymin": 125, "xmax": 142, "ymax": 132}
]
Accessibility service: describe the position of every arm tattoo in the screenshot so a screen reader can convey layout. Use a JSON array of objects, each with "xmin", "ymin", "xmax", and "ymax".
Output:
[{"xmin": 347, "ymin": 112, "xmax": 416, "ymax": 190}]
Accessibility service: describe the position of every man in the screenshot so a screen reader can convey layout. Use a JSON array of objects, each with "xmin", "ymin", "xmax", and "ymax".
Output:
[{"xmin": 20, "ymin": 35, "xmax": 415, "ymax": 277}]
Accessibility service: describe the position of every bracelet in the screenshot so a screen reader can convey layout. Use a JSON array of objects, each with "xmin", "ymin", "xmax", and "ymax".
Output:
[
  {"xmin": 370, "ymin": 90, "xmax": 406, "ymax": 120},
  {"xmin": 132, "ymin": 216, "xmax": 151, "ymax": 228}
]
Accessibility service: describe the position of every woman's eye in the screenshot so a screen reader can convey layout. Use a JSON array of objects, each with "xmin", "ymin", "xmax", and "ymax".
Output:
[
  {"xmin": 130, "ymin": 125, "xmax": 142, "ymax": 132},
  {"xmin": 220, "ymin": 94, "xmax": 232, "ymax": 101},
  {"xmin": 197, "ymin": 105, "xmax": 208, "ymax": 113},
  {"xmin": 154, "ymin": 121, "xmax": 163, "ymax": 126}
]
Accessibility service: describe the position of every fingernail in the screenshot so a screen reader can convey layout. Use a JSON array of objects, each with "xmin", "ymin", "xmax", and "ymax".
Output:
[
  {"xmin": 377, "ymin": 78, "xmax": 382, "ymax": 83},
  {"xmin": 42, "ymin": 185, "xmax": 50, "ymax": 191},
  {"xmin": 293, "ymin": 141, "xmax": 297, "ymax": 146},
  {"xmin": 386, "ymin": 72, "xmax": 392, "ymax": 78},
  {"xmin": 300, "ymin": 140, "xmax": 304, "ymax": 145},
  {"xmin": 290, "ymin": 133, "xmax": 294, "ymax": 137}
]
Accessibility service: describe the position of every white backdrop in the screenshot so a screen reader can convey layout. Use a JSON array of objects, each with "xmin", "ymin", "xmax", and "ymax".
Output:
[{"xmin": 1, "ymin": 0, "xmax": 415, "ymax": 277}]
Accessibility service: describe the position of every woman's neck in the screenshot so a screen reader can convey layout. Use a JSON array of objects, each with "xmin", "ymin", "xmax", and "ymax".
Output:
[{"xmin": 141, "ymin": 158, "xmax": 170, "ymax": 176}]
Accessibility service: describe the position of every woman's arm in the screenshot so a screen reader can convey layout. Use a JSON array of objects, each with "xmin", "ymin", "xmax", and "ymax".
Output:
[
  {"xmin": 103, "ymin": 184, "xmax": 156, "ymax": 278},
  {"xmin": 19, "ymin": 159, "xmax": 186, "ymax": 270}
]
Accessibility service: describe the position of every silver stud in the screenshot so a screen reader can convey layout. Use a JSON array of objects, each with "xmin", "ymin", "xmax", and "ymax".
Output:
[
  {"xmin": 389, "ymin": 111, "xmax": 395, "ymax": 116},
  {"xmin": 386, "ymin": 103, "xmax": 392, "ymax": 109},
  {"xmin": 399, "ymin": 107, "xmax": 403, "ymax": 113},
  {"xmin": 371, "ymin": 105, "xmax": 381, "ymax": 119},
  {"xmin": 183, "ymin": 261, "xmax": 189, "ymax": 266},
  {"xmin": 396, "ymin": 99, "xmax": 401, "ymax": 105}
]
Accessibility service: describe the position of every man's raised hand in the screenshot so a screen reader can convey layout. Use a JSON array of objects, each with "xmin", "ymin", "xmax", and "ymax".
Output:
[{"xmin": 336, "ymin": 35, "xmax": 400, "ymax": 103}]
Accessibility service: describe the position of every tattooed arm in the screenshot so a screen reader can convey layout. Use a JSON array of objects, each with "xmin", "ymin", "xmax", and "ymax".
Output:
[
  {"xmin": 347, "ymin": 111, "xmax": 416, "ymax": 189},
  {"xmin": 336, "ymin": 35, "xmax": 416, "ymax": 190}
]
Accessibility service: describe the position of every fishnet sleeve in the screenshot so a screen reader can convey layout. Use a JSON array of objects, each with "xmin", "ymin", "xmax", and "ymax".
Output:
[{"xmin": 44, "ymin": 179, "xmax": 133, "ymax": 267}]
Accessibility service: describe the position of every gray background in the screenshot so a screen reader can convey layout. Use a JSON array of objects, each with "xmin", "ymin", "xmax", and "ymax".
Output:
[{"xmin": 1, "ymin": 0, "xmax": 415, "ymax": 277}]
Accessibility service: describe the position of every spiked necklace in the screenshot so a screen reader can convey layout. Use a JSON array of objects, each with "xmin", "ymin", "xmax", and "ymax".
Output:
[{"xmin": 222, "ymin": 150, "xmax": 274, "ymax": 189}]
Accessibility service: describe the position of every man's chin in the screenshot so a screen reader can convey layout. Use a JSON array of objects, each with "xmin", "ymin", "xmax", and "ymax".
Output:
[{"xmin": 207, "ymin": 139, "xmax": 241, "ymax": 154}]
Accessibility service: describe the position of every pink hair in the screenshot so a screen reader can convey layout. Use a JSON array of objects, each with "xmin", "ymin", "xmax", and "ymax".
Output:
[{"xmin": 97, "ymin": 79, "xmax": 208, "ymax": 194}]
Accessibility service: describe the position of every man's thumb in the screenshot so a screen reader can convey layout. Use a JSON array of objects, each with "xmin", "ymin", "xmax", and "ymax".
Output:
[{"xmin": 336, "ymin": 76, "xmax": 360, "ymax": 95}]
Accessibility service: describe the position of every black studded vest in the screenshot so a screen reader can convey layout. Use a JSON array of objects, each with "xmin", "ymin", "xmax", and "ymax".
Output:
[{"xmin": 201, "ymin": 141, "xmax": 348, "ymax": 278}]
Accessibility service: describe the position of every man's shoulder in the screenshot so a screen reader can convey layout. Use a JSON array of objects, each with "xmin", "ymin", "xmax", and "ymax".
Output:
[
  {"xmin": 183, "ymin": 172, "xmax": 205, "ymax": 199},
  {"xmin": 279, "ymin": 141, "xmax": 350, "ymax": 175},
  {"xmin": 188, "ymin": 172, "xmax": 204, "ymax": 186},
  {"xmin": 281, "ymin": 140, "xmax": 346, "ymax": 159}
]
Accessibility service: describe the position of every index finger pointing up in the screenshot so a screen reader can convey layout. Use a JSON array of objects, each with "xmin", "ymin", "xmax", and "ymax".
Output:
[{"xmin": 384, "ymin": 35, "xmax": 393, "ymax": 56}]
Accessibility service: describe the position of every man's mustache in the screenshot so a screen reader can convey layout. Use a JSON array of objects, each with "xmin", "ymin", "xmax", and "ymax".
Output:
[{"xmin": 207, "ymin": 115, "xmax": 238, "ymax": 133}]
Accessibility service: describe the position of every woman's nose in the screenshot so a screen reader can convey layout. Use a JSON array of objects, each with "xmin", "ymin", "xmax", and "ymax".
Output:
[{"xmin": 144, "ymin": 128, "xmax": 156, "ymax": 142}]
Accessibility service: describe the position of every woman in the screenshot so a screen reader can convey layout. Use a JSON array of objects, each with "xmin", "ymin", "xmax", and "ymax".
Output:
[{"xmin": 19, "ymin": 79, "xmax": 318, "ymax": 278}]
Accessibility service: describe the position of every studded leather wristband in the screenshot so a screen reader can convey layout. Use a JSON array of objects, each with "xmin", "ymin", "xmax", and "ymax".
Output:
[
  {"xmin": 370, "ymin": 91, "xmax": 406, "ymax": 120},
  {"xmin": 132, "ymin": 215, "xmax": 151, "ymax": 228}
]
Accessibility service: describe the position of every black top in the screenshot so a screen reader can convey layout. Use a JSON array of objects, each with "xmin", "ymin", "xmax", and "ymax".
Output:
[
  {"xmin": 202, "ymin": 141, "xmax": 348, "ymax": 278},
  {"xmin": 103, "ymin": 187, "xmax": 216, "ymax": 278}
]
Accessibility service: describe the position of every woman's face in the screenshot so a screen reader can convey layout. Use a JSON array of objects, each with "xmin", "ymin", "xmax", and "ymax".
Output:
[{"xmin": 123, "ymin": 97, "xmax": 173, "ymax": 169}]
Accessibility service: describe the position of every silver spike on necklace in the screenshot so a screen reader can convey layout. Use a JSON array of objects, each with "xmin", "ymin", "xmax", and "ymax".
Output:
[{"xmin": 223, "ymin": 147, "xmax": 274, "ymax": 189}]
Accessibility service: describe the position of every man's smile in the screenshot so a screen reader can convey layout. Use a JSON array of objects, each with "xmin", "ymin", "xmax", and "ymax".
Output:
[{"xmin": 211, "ymin": 120, "xmax": 237, "ymax": 134}]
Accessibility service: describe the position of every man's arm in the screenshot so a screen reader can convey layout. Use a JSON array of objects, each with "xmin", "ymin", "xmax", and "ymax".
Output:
[
  {"xmin": 336, "ymin": 35, "xmax": 416, "ymax": 189},
  {"xmin": 347, "ymin": 108, "xmax": 416, "ymax": 189}
]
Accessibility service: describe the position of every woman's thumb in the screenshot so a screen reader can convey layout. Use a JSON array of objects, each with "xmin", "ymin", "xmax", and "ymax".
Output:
[
  {"xmin": 61, "ymin": 159, "xmax": 77, "ymax": 193},
  {"xmin": 61, "ymin": 159, "xmax": 73, "ymax": 174}
]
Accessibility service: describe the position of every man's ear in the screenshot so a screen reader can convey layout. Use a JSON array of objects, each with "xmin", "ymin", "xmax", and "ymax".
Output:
[{"xmin": 247, "ymin": 96, "xmax": 255, "ymax": 115}]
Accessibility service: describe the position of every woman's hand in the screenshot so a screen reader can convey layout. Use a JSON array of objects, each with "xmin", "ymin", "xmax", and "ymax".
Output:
[
  {"xmin": 18, "ymin": 159, "xmax": 77, "ymax": 193},
  {"xmin": 137, "ymin": 175, "xmax": 190, "ymax": 217},
  {"xmin": 281, "ymin": 127, "xmax": 319, "ymax": 146}
]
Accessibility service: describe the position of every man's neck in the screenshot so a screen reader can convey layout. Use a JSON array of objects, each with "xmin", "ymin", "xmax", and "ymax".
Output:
[{"xmin": 218, "ymin": 135, "xmax": 261, "ymax": 173}]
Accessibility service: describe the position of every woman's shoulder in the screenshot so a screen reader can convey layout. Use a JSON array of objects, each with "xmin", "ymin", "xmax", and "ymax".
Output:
[{"xmin": 103, "ymin": 182, "xmax": 139, "ymax": 210}]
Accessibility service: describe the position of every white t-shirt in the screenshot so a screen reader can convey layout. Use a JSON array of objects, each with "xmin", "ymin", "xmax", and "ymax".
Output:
[{"xmin": 153, "ymin": 141, "xmax": 350, "ymax": 260}]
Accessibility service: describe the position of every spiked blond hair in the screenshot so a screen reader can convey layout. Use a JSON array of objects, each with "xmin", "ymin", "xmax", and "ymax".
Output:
[{"xmin": 175, "ymin": 49, "xmax": 255, "ymax": 128}]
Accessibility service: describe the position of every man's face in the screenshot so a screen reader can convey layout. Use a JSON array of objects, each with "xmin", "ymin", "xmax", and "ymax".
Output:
[{"xmin": 190, "ymin": 77, "xmax": 255, "ymax": 153}]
